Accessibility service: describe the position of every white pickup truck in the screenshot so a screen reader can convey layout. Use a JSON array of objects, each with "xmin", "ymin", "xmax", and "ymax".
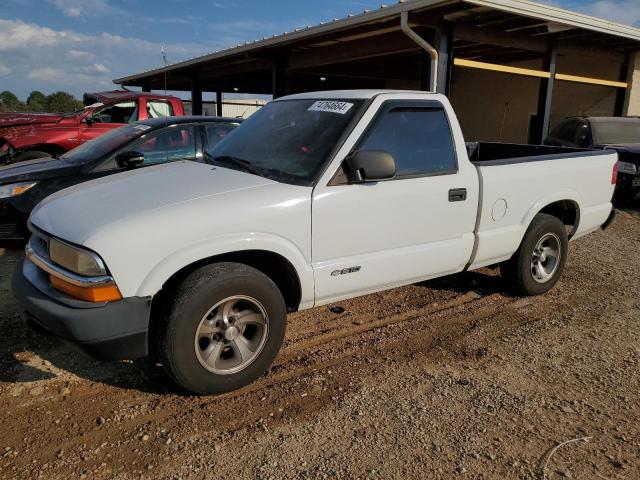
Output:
[{"xmin": 13, "ymin": 90, "xmax": 617, "ymax": 395}]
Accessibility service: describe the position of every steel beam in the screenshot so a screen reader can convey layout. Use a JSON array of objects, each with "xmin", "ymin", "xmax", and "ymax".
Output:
[
  {"xmin": 436, "ymin": 22, "xmax": 454, "ymax": 94},
  {"xmin": 216, "ymin": 91, "xmax": 223, "ymax": 117},
  {"xmin": 272, "ymin": 55, "xmax": 290, "ymax": 98},
  {"xmin": 535, "ymin": 41, "xmax": 558, "ymax": 144},
  {"xmin": 191, "ymin": 78, "xmax": 203, "ymax": 116}
]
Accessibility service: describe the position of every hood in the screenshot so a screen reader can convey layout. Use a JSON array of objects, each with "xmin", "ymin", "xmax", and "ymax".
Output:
[
  {"xmin": 0, "ymin": 112, "xmax": 67, "ymax": 129},
  {"xmin": 30, "ymin": 160, "xmax": 277, "ymax": 243},
  {"xmin": 0, "ymin": 156, "xmax": 80, "ymax": 184}
]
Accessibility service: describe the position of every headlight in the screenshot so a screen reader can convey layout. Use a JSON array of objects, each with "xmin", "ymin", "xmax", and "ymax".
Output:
[
  {"xmin": 49, "ymin": 237, "xmax": 107, "ymax": 277},
  {"xmin": 0, "ymin": 182, "xmax": 37, "ymax": 199},
  {"xmin": 618, "ymin": 161, "xmax": 638, "ymax": 175}
]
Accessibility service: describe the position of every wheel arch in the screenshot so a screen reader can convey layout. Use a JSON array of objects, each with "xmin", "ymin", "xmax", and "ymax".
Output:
[
  {"xmin": 522, "ymin": 191, "xmax": 581, "ymax": 240},
  {"xmin": 536, "ymin": 199, "xmax": 580, "ymax": 239},
  {"xmin": 153, "ymin": 249, "xmax": 304, "ymax": 313},
  {"xmin": 16, "ymin": 143, "xmax": 67, "ymax": 158}
]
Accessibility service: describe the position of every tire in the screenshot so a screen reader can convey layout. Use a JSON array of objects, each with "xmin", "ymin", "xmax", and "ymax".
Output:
[
  {"xmin": 501, "ymin": 214, "xmax": 568, "ymax": 296},
  {"xmin": 12, "ymin": 150, "xmax": 51, "ymax": 164},
  {"xmin": 157, "ymin": 262, "xmax": 287, "ymax": 395}
]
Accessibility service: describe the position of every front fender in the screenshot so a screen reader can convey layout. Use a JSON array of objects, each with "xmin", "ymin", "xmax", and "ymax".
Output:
[{"xmin": 133, "ymin": 232, "xmax": 315, "ymax": 309}]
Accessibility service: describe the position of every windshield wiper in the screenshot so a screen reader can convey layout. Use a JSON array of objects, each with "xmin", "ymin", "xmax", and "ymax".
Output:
[{"xmin": 210, "ymin": 155, "xmax": 264, "ymax": 176}]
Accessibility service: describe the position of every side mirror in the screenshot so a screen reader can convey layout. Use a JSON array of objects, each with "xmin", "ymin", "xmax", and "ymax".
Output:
[
  {"xmin": 115, "ymin": 151, "xmax": 145, "ymax": 169},
  {"xmin": 84, "ymin": 116, "xmax": 94, "ymax": 126},
  {"xmin": 345, "ymin": 150, "xmax": 396, "ymax": 183}
]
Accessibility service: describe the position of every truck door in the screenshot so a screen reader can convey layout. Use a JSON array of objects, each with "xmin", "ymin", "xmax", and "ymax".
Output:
[{"xmin": 311, "ymin": 99, "xmax": 479, "ymax": 304}]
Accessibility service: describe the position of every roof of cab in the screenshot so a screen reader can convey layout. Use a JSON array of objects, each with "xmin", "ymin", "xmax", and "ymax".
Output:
[
  {"xmin": 83, "ymin": 90, "xmax": 180, "ymax": 105},
  {"xmin": 277, "ymin": 89, "xmax": 443, "ymax": 101}
]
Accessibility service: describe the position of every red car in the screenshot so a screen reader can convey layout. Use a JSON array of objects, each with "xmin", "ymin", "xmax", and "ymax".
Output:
[{"xmin": 0, "ymin": 91, "xmax": 185, "ymax": 164}]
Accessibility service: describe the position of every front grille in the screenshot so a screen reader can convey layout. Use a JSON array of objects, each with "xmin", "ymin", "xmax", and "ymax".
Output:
[
  {"xmin": 0, "ymin": 223, "xmax": 20, "ymax": 238},
  {"xmin": 632, "ymin": 178, "xmax": 640, "ymax": 188}
]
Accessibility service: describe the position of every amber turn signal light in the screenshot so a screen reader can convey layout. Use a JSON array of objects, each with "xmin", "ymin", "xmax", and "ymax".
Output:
[{"xmin": 50, "ymin": 275, "xmax": 123, "ymax": 303}]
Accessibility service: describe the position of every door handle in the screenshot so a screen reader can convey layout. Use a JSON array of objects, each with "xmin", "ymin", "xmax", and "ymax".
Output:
[{"xmin": 449, "ymin": 188, "xmax": 467, "ymax": 202}]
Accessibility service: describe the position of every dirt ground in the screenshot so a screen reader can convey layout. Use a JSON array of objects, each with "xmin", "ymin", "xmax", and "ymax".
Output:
[{"xmin": 0, "ymin": 207, "xmax": 639, "ymax": 480}]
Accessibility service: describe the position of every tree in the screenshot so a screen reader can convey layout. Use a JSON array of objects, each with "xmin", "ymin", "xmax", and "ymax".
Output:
[
  {"xmin": 26, "ymin": 91, "xmax": 47, "ymax": 112},
  {"xmin": 45, "ymin": 91, "xmax": 83, "ymax": 113},
  {"xmin": 0, "ymin": 90, "xmax": 84, "ymax": 113},
  {"xmin": 0, "ymin": 91, "xmax": 25, "ymax": 112}
]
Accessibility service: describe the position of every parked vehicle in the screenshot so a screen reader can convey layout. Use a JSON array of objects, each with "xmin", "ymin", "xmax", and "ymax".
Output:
[
  {"xmin": 545, "ymin": 116, "xmax": 640, "ymax": 201},
  {"xmin": 0, "ymin": 91, "xmax": 185, "ymax": 165},
  {"xmin": 12, "ymin": 90, "xmax": 617, "ymax": 395},
  {"xmin": 0, "ymin": 116, "xmax": 240, "ymax": 240}
]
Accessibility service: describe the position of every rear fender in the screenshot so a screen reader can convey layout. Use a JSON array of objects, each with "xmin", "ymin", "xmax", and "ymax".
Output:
[{"xmin": 521, "ymin": 189, "xmax": 581, "ymax": 235}]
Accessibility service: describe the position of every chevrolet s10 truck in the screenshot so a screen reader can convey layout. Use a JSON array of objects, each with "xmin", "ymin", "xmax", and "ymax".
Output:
[{"xmin": 13, "ymin": 90, "xmax": 618, "ymax": 395}]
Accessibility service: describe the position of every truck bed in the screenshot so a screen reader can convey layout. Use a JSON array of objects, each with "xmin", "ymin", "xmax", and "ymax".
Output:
[
  {"xmin": 466, "ymin": 142, "xmax": 617, "ymax": 271},
  {"xmin": 466, "ymin": 142, "xmax": 609, "ymax": 166}
]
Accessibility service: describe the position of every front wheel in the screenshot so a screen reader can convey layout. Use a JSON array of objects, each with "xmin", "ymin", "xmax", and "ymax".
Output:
[
  {"xmin": 157, "ymin": 262, "xmax": 287, "ymax": 395},
  {"xmin": 501, "ymin": 214, "xmax": 568, "ymax": 296}
]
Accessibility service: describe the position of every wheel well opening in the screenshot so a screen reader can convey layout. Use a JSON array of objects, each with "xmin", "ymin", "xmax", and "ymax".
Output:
[
  {"xmin": 539, "ymin": 200, "xmax": 579, "ymax": 238},
  {"xmin": 152, "ymin": 250, "xmax": 303, "ymax": 316},
  {"xmin": 24, "ymin": 144, "xmax": 66, "ymax": 157}
]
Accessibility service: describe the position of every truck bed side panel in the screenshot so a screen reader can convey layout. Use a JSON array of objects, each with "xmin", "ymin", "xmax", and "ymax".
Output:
[{"xmin": 468, "ymin": 151, "xmax": 616, "ymax": 270}]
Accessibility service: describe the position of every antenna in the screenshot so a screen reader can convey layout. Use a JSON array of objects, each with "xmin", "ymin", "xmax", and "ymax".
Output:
[{"xmin": 161, "ymin": 44, "xmax": 168, "ymax": 96}]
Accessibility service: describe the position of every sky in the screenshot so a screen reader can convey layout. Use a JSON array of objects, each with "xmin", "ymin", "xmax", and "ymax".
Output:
[{"xmin": 1, "ymin": 0, "xmax": 639, "ymax": 99}]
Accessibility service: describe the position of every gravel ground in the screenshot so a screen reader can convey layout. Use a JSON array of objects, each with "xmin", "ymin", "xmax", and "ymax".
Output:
[{"xmin": 0, "ymin": 206, "xmax": 638, "ymax": 479}]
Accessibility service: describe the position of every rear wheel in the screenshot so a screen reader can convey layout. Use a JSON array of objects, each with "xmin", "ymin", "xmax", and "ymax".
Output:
[
  {"xmin": 157, "ymin": 262, "xmax": 287, "ymax": 395},
  {"xmin": 501, "ymin": 214, "xmax": 568, "ymax": 296},
  {"xmin": 12, "ymin": 150, "xmax": 50, "ymax": 164}
]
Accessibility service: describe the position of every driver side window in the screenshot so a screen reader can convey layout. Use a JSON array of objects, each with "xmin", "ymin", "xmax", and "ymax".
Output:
[
  {"xmin": 129, "ymin": 126, "xmax": 196, "ymax": 166},
  {"xmin": 91, "ymin": 101, "xmax": 138, "ymax": 124}
]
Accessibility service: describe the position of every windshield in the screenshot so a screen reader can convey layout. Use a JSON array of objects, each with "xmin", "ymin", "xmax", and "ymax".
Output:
[
  {"xmin": 593, "ymin": 120, "xmax": 640, "ymax": 145},
  {"xmin": 209, "ymin": 99, "xmax": 364, "ymax": 184},
  {"xmin": 61, "ymin": 123, "xmax": 152, "ymax": 163}
]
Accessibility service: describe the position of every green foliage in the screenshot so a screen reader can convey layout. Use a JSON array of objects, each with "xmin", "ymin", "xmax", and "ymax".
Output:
[
  {"xmin": 26, "ymin": 91, "xmax": 47, "ymax": 111},
  {"xmin": 0, "ymin": 90, "xmax": 83, "ymax": 113},
  {"xmin": 45, "ymin": 91, "xmax": 84, "ymax": 113},
  {"xmin": 0, "ymin": 91, "xmax": 23, "ymax": 112}
]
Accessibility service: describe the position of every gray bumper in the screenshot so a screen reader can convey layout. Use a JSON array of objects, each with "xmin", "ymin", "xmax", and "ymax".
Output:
[{"xmin": 12, "ymin": 258, "xmax": 151, "ymax": 360}]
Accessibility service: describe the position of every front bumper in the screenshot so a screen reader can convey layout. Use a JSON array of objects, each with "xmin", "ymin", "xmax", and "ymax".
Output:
[{"xmin": 12, "ymin": 258, "xmax": 151, "ymax": 360}]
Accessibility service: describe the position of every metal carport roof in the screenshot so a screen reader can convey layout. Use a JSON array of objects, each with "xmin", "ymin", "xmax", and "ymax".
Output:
[{"xmin": 114, "ymin": 0, "xmax": 640, "ymax": 87}]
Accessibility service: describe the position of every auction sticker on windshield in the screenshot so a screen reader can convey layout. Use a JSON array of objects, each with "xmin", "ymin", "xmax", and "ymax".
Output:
[{"xmin": 308, "ymin": 101, "xmax": 354, "ymax": 115}]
